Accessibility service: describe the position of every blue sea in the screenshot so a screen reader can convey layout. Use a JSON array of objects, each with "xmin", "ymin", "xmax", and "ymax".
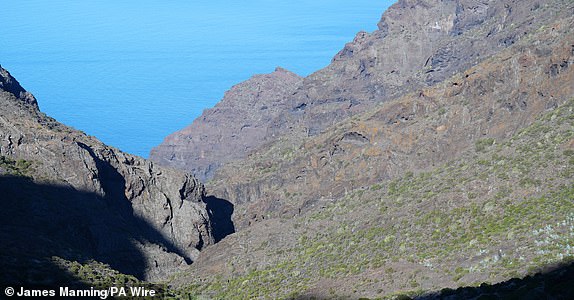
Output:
[{"xmin": 0, "ymin": 1, "xmax": 393, "ymax": 157}]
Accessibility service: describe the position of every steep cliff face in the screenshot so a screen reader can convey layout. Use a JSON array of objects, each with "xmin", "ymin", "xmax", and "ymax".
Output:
[
  {"xmin": 150, "ymin": 67, "xmax": 302, "ymax": 181},
  {"xmin": 286, "ymin": 0, "xmax": 569, "ymax": 136},
  {"xmin": 170, "ymin": 0, "xmax": 574, "ymax": 229},
  {"xmin": 0, "ymin": 66, "xmax": 214, "ymax": 282},
  {"xmin": 152, "ymin": 0, "xmax": 570, "ymax": 181},
  {"xmin": 1, "ymin": 0, "xmax": 571, "ymax": 297}
]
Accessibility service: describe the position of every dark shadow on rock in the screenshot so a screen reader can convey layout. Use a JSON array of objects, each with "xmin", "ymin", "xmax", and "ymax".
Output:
[
  {"xmin": 290, "ymin": 261, "xmax": 574, "ymax": 300},
  {"xmin": 78, "ymin": 142, "xmax": 192, "ymax": 264},
  {"xmin": 0, "ymin": 173, "xmax": 187, "ymax": 288},
  {"xmin": 416, "ymin": 261, "xmax": 574, "ymax": 300},
  {"xmin": 204, "ymin": 195, "xmax": 235, "ymax": 243}
]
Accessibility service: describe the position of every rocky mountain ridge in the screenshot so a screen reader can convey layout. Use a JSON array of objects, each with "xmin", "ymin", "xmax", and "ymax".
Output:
[
  {"xmin": 1, "ymin": 0, "xmax": 573, "ymax": 298},
  {"xmin": 207, "ymin": 14, "xmax": 574, "ymax": 230},
  {"xmin": 0, "ymin": 65, "xmax": 214, "ymax": 283},
  {"xmin": 151, "ymin": 0, "xmax": 571, "ymax": 182}
]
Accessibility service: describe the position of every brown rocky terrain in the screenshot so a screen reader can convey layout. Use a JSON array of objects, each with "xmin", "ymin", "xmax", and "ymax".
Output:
[
  {"xmin": 0, "ymin": 66, "xmax": 214, "ymax": 283},
  {"xmin": 1, "ymin": 0, "xmax": 573, "ymax": 298},
  {"xmin": 208, "ymin": 13, "xmax": 574, "ymax": 230},
  {"xmin": 173, "ymin": 14, "xmax": 574, "ymax": 296},
  {"xmin": 156, "ymin": 0, "xmax": 574, "ymax": 298},
  {"xmin": 151, "ymin": 0, "xmax": 570, "ymax": 182}
]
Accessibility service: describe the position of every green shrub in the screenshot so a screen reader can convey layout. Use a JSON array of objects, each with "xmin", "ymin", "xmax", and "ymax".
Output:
[{"xmin": 475, "ymin": 138, "xmax": 495, "ymax": 152}]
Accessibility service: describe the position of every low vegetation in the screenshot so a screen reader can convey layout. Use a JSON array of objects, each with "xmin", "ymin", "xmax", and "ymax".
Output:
[
  {"xmin": 0, "ymin": 156, "xmax": 34, "ymax": 177},
  {"xmin": 179, "ymin": 98, "xmax": 574, "ymax": 299}
]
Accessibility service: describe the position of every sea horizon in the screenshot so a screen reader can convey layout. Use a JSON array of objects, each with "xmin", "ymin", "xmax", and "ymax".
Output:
[{"xmin": 0, "ymin": 1, "xmax": 392, "ymax": 157}]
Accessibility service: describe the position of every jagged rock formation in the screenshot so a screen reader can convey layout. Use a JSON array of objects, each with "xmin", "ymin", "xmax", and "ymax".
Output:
[
  {"xmin": 151, "ymin": 0, "xmax": 570, "ymax": 181},
  {"xmin": 0, "ymin": 67, "xmax": 37, "ymax": 107},
  {"xmin": 150, "ymin": 67, "xmax": 303, "ymax": 181},
  {"xmin": 0, "ymin": 66, "xmax": 214, "ymax": 283},
  {"xmin": 287, "ymin": 0, "xmax": 561, "ymax": 135}
]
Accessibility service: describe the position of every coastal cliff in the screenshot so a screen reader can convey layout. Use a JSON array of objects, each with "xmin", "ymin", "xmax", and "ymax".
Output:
[
  {"xmin": 151, "ymin": 67, "xmax": 302, "ymax": 182},
  {"xmin": 151, "ymin": 0, "xmax": 570, "ymax": 182}
]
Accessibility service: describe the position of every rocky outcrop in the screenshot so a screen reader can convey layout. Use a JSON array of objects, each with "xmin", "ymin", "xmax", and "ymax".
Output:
[
  {"xmin": 150, "ymin": 0, "xmax": 574, "ymax": 229},
  {"xmin": 0, "ymin": 65, "xmax": 37, "ymax": 107},
  {"xmin": 150, "ymin": 67, "xmax": 302, "ymax": 181},
  {"xmin": 0, "ymin": 66, "xmax": 214, "ymax": 282}
]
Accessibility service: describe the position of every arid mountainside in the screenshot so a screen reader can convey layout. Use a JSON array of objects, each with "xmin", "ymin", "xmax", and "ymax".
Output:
[
  {"xmin": 209, "ymin": 12, "xmax": 574, "ymax": 230},
  {"xmin": 180, "ymin": 95, "xmax": 574, "ymax": 299},
  {"xmin": 159, "ymin": 0, "xmax": 574, "ymax": 299},
  {"xmin": 0, "ymin": 66, "xmax": 214, "ymax": 284},
  {"xmin": 173, "ymin": 14, "xmax": 574, "ymax": 298},
  {"xmin": 151, "ymin": 0, "xmax": 570, "ymax": 182}
]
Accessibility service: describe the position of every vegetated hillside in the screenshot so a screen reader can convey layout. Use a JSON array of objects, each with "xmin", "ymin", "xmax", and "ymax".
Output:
[
  {"xmin": 151, "ymin": 0, "xmax": 571, "ymax": 183},
  {"xmin": 170, "ymin": 11, "xmax": 574, "ymax": 300},
  {"xmin": 0, "ymin": 66, "xmax": 214, "ymax": 287},
  {"xmin": 176, "ymin": 96, "xmax": 574, "ymax": 299}
]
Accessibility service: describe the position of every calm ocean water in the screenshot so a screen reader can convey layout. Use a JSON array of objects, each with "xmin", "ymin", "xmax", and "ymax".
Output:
[{"xmin": 0, "ymin": 1, "xmax": 392, "ymax": 157}]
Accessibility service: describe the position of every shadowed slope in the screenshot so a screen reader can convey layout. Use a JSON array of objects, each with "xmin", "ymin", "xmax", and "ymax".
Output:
[
  {"xmin": 0, "ymin": 175, "xmax": 183, "ymax": 284},
  {"xmin": 0, "ymin": 64, "xmax": 214, "ymax": 282}
]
